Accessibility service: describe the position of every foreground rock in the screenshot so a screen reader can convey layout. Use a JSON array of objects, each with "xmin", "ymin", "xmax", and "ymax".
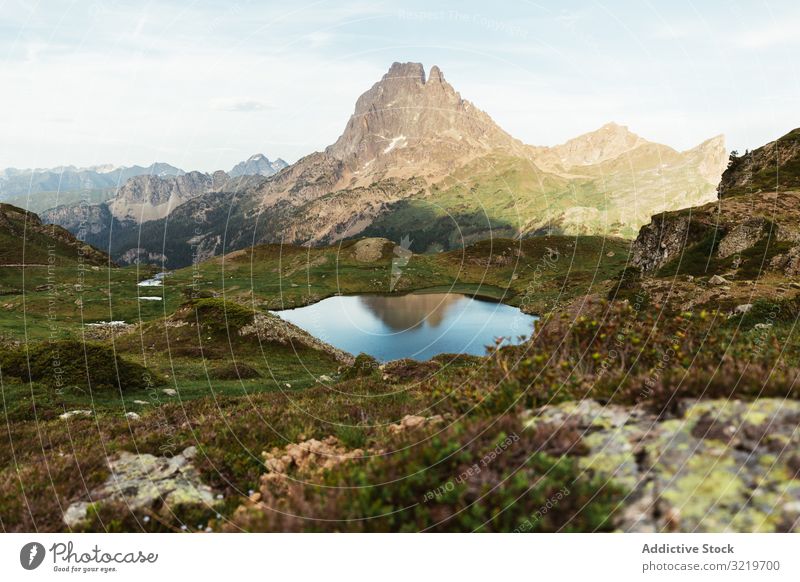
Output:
[
  {"xmin": 525, "ymin": 398, "xmax": 800, "ymax": 532},
  {"xmin": 63, "ymin": 446, "xmax": 217, "ymax": 528}
]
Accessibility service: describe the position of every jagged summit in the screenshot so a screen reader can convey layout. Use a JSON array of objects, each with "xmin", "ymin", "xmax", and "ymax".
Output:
[
  {"xmin": 326, "ymin": 62, "xmax": 527, "ymax": 181},
  {"xmin": 229, "ymin": 154, "xmax": 288, "ymax": 177}
]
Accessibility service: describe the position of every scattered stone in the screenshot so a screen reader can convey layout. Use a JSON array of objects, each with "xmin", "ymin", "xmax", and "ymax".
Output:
[
  {"xmin": 59, "ymin": 410, "xmax": 93, "ymax": 421},
  {"xmin": 132, "ymin": 400, "xmax": 149, "ymax": 405},
  {"xmin": 708, "ymin": 275, "xmax": 729, "ymax": 286},
  {"xmin": 84, "ymin": 320, "xmax": 136, "ymax": 340},
  {"xmin": 63, "ymin": 446, "xmax": 217, "ymax": 528},
  {"xmin": 162, "ymin": 388, "xmax": 178, "ymax": 396},
  {"xmin": 387, "ymin": 414, "xmax": 444, "ymax": 434},
  {"xmin": 735, "ymin": 303, "xmax": 753, "ymax": 315},
  {"xmin": 239, "ymin": 312, "xmax": 352, "ymax": 364},
  {"xmin": 124, "ymin": 412, "xmax": 141, "ymax": 421},
  {"xmin": 318, "ymin": 374, "xmax": 333, "ymax": 383}
]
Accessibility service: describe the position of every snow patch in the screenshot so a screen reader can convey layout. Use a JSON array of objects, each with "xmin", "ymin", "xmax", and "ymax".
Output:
[{"xmin": 383, "ymin": 135, "xmax": 407, "ymax": 154}]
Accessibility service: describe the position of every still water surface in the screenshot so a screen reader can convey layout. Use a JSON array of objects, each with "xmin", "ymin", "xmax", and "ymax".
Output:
[{"xmin": 273, "ymin": 293, "xmax": 536, "ymax": 361}]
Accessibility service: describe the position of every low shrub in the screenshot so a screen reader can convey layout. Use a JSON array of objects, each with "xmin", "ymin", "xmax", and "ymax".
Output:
[
  {"xmin": 210, "ymin": 362, "xmax": 261, "ymax": 380},
  {"xmin": 340, "ymin": 353, "xmax": 380, "ymax": 380},
  {"xmin": 0, "ymin": 340, "xmax": 161, "ymax": 393},
  {"xmin": 234, "ymin": 415, "xmax": 623, "ymax": 532},
  {"xmin": 427, "ymin": 301, "xmax": 800, "ymax": 417}
]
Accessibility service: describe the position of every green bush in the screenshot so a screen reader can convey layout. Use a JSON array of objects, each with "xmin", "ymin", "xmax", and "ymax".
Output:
[
  {"xmin": 340, "ymin": 353, "xmax": 380, "ymax": 380},
  {"xmin": 0, "ymin": 340, "xmax": 161, "ymax": 393}
]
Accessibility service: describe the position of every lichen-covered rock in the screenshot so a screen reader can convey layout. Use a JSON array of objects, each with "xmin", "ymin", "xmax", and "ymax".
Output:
[
  {"xmin": 525, "ymin": 398, "xmax": 800, "ymax": 532},
  {"xmin": 63, "ymin": 446, "xmax": 217, "ymax": 528}
]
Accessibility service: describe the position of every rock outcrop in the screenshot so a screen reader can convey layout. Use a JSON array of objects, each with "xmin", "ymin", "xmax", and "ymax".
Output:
[
  {"xmin": 631, "ymin": 213, "xmax": 695, "ymax": 273},
  {"xmin": 719, "ymin": 128, "xmax": 800, "ymax": 198},
  {"xmin": 63, "ymin": 446, "xmax": 218, "ymax": 528}
]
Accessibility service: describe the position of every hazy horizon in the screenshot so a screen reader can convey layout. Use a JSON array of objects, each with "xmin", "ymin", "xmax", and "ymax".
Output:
[{"xmin": 2, "ymin": 0, "xmax": 798, "ymax": 171}]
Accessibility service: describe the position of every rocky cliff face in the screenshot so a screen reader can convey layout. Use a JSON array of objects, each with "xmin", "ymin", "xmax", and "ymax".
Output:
[
  {"xmin": 632, "ymin": 191, "xmax": 800, "ymax": 275},
  {"xmin": 718, "ymin": 128, "xmax": 800, "ymax": 198},
  {"xmin": 632, "ymin": 129, "xmax": 800, "ymax": 276},
  {"xmin": 109, "ymin": 170, "xmax": 229, "ymax": 223}
]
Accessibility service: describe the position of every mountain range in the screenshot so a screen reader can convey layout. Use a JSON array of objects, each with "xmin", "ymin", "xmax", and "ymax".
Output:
[
  {"xmin": 40, "ymin": 62, "xmax": 728, "ymax": 268},
  {"xmin": 0, "ymin": 162, "xmax": 184, "ymax": 200}
]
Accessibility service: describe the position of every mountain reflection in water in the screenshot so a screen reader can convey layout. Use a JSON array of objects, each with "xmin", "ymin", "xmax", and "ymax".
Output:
[
  {"xmin": 272, "ymin": 292, "xmax": 536, "ymax": 362},
  {"xmin": 357, "ymin": 293, "xmax": 461, "ymax": 330}
]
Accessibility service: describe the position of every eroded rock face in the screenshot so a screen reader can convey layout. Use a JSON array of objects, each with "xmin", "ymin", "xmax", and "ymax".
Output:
[
  {"xmin": 631, "ymin": 214, "xmax": 693, "ymax": 273},
  {"xmin": 63, "ymin": 446, "xmax": 217, "ymax": 528},
  {"xmin": 524, "ymin": 399, "xmax": 800, "ymax": 532},
  {"xmin": 717, "ymin": 218, "xmax": 768, "ymax": 258},
  {"xmin": 109, "ymin": 171, "xmax": 227, "ymax": 223}
]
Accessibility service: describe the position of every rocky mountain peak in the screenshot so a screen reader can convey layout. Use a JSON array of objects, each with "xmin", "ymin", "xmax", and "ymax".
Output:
[
  {"xmin": 326, "ymin": 62, "xmax": 526, "ymax": 181},
  {"xmin": 229, "ymin": 154, "xmax": 289, "ymax": 178},
  {"xmin": 384, "ymin": 61, "xmax": 426, "ymax": 84}
]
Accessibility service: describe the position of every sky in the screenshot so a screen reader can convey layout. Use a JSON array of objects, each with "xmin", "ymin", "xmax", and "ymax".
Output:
[{"xmin": 1, "ymin": 0, "xmax": 798, "ymax": 172}]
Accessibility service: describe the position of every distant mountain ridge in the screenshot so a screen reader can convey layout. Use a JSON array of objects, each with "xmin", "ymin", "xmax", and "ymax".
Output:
[
  {"xmin": 229, "ymin": 154, "xmax": 288, "ymax": 177},
  {"xmin": 0, "ymin": 162, "xmax": 184, "ymax": 200}
]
